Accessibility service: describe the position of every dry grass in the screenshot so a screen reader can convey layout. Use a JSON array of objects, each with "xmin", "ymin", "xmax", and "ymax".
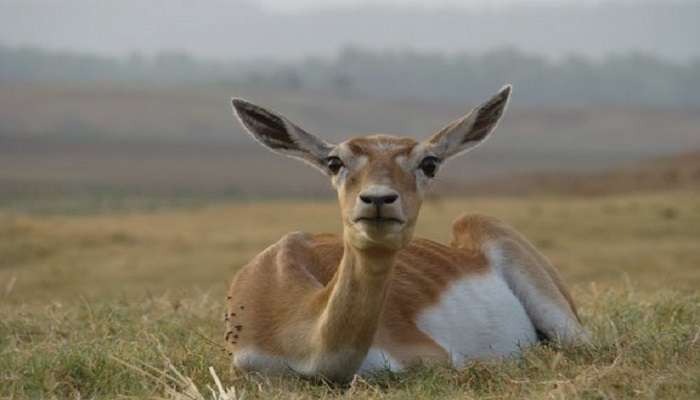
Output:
[{"xmin": 1, "ymin": 191, "xmax": 699, "ymax": 398}]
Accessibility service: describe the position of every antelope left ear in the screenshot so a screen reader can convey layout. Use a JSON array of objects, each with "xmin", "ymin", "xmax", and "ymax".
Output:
[
  {"xmin": 426, "ymin": 85, "xmax": 511, "ymax": 160},
  {"xmin": 231, "ymin": 98, "xmax": 335, "ymax": 174}
]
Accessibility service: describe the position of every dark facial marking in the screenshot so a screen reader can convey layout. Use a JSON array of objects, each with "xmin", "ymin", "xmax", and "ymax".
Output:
[{"xmin": 235, "ymin": 325, "xmax": 243, "ymax": 331}]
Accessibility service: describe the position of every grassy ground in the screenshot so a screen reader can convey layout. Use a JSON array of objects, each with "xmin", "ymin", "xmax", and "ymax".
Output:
[{"xmin": 1, "ymin": 191, "xmax": 699, "ymax": 399}]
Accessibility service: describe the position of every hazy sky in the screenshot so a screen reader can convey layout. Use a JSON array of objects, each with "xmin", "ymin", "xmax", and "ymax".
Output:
[
  {"xmin": 0, "ymin": 0, "xmax": 695, "ymax": 62},
  {"xmin": 259, "ymin": 0, "xmax": 610, "ymax": 12}
]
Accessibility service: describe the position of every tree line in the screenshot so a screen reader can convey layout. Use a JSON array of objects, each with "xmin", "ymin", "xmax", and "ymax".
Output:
[{"xmin": 1, "ymin": 44, "xmax": 699, "ymax": 107}]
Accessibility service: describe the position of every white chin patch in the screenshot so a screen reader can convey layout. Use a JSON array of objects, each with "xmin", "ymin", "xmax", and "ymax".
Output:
[
  {"xmin": 353, "ymin": 223, "xmax": 403, "ymax": 248},
  {"xmin": 358, "ymin": 223, "xmax": 403, "ymax": 238}
]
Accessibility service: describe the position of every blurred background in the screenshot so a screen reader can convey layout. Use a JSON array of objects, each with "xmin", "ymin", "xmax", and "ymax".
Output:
[
  {"xmin": 1, "ymin": 5, "xmax": 700, "ymax": 400},
  {"xmin": 0, "ymin": 0, "xmax": 699, "ymax": 299},
  {"xmin": 2, "ymin": 4, "xmax": 699, "ymax": 399},
  {"xmin": 1, "ymin": 0, "xmax": 699, "ymax": 211}
]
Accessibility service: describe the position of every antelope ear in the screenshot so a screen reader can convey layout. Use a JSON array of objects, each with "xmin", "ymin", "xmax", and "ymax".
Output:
[
  {"xmin": 231, "ymin": 98, "xmax": 335, "ymax": 174},
  {"xmin": 426, "ymin": 85, "xmax": 511, "ymax": 160}
]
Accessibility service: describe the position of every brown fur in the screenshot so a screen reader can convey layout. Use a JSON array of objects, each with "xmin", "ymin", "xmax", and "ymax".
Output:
[
  {"xmin": 227, "ymin": 88, "xmax": 585, "ymax": 381},
  {"xmin": 225, "ymin": 228, "xmax": 491, "ymax": 370}
]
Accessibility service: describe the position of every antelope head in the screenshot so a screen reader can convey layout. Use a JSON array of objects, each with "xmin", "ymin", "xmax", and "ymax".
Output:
[{"xmin": 232, "ymin": 85, "xmax": 511, "ymax": 252}]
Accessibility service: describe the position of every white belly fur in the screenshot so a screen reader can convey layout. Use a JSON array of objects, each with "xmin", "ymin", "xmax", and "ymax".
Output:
[
  {"xmin": 359, "ymin": 272, "xmax": 538, "ymax": 375},
  {"xmin": 416, "ymin": 272, "xmax": 537, "ymax": 367}
]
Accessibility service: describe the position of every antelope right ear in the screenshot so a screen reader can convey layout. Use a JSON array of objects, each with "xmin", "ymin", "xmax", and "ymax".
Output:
[
  {"xmin": 231, "ymin": 98, "xmax": 336, "ymax": 174},
  {"xmin": 426, "ymin": 85, "xmax": 512, "ymax": 161}
]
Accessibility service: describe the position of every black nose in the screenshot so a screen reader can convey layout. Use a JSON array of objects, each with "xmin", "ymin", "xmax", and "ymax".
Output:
[{"xmin": 359, "ymin": 194, "xmax": 398, "ymax": 206}]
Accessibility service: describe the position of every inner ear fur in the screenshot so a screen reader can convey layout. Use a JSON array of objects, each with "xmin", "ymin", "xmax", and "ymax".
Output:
[
  {"xmin": 427, "ymin": 85, "xmax": 512, "ymax": 160},
  {"xmin": 232, "ymin": 99, "xmax": 299, "ymax": 151},
  {"xmin": 231, "ymin": 98, "xmax": 335, "ymax": 173}
]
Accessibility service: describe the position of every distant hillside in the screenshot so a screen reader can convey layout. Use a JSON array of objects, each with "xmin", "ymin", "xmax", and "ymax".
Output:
[
  {"xmin": 1, "ymin": 82, "xmax": 699, "ymax": 202},
  {"xmin": 462, "ymin": 151, "xmax": 700, "ymax": 196}
]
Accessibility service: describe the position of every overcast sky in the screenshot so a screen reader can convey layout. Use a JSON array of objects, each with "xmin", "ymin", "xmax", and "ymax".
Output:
[
  {"xmin": 259, "ymin": 0, "xmax": 613, "ymax": 12},
  {"xmin": 0, "ymin": 0, "xmax": 695, "ymax": 62}
]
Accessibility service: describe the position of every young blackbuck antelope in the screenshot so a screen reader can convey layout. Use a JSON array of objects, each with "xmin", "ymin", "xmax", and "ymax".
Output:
[{"xmin": 225, "ymin": 85, "xmax": 588, "ymax": 382}]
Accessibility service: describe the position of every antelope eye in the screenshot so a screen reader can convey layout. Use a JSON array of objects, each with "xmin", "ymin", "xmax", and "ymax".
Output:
[
  {"xmin": 326, "ymin": 156, "xmax": 344, "ymax": 175},
  {"xmin": 419, "ymin": 156, "xmax": 440, "ymax": 178}
]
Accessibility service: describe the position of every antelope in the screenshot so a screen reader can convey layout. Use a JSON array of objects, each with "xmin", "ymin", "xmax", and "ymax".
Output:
[{"xmin": 225, "ymin": 85, "xmax": 588, "ymax": 382}]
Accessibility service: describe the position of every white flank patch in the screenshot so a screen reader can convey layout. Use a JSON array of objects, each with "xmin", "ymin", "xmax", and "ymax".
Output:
[
  {"xmin": 416, "ymin": 273, "xmax": 537, "ymax": 367},
  {"xmin": 486, "ymin": 242, "xmax": 591, "ymax": 345}
]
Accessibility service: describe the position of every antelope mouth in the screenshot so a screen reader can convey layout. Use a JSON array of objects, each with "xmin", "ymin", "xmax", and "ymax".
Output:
[{"xmin": 354, "ymin": 216, "xmax": 405, "ymax": 225}]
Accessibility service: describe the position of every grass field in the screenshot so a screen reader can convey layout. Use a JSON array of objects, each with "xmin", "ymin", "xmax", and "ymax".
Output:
[{"xmin": 1, "ymin": 191, "xmax": 699, "ymax": 399}]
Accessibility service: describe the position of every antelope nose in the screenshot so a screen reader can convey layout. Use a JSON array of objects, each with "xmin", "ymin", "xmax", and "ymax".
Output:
[{"xmin": 359, "ymin": 193, "xmax": 399, "ymax": 206}]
